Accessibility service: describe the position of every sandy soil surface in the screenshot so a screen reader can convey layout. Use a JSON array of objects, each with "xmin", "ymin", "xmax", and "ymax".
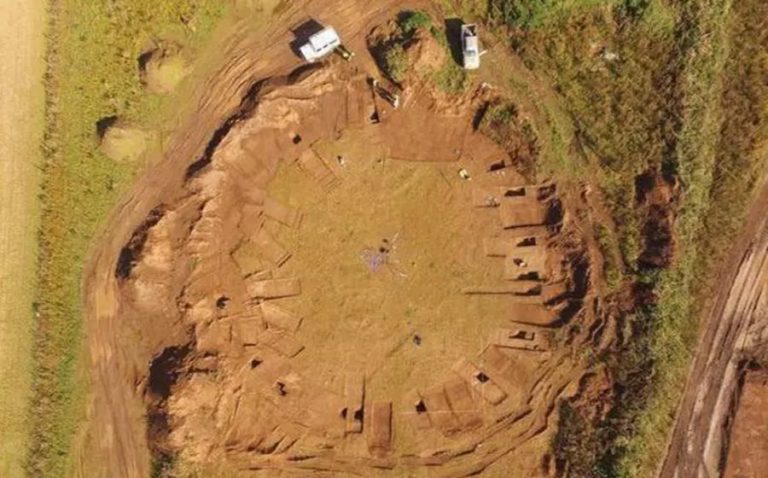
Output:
[
  {"xmin": 659, "ymin": 180, "xmax": 768, "ymax": 478},
  {"xmin": 722, "ymin": 371, "xmax": 768, "ymax": 478},
  {"xmin": 0, "ymin": 0, "xmax": 46, "ymax": 476},
  {"xmin": 78, "ymin": 2, "xmax": 608, "ymax": 477}
]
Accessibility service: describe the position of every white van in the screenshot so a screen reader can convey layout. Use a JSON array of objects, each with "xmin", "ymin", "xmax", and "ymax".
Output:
[
  {"xmin": 299, "ymin": 27, "xmax": 342, "ymax": 62},
  {"xmin": 462, "ymin": 24, "xmax": 481, "ymax": 70}
]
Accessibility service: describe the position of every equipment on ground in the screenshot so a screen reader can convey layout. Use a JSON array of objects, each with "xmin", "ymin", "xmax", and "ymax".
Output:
[
  {"xmin": 461, "ymin": 24, "xmax": 482, "ymax": 70},
  {"xmin": 371, "ymin": 79, "xmax": 400, "ymax": 109},
  {"xmin": 336, "ymin": 44, "xmax": 355, "ymax": 61}
]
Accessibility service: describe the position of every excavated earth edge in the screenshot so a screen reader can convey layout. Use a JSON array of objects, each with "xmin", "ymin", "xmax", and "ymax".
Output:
[{"xmin": 79, "ymin": 2, "xmax": 606, "ymax": 476}]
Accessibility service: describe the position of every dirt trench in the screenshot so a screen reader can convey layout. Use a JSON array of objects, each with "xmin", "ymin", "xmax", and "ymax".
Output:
[{"xmin": 79, "ymin": 2, "xmax": 608, "ymax": 477}]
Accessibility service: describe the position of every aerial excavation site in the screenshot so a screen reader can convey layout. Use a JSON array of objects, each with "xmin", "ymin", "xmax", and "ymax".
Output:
[{"xmin": 3, "ymin": 1, "xmax": 768, "ymax": 478}]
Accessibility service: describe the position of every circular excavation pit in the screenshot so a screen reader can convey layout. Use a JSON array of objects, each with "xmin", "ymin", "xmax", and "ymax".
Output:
[{"xmin": 87, "ymin": 8, "xmax": 601, "ymax": 477}]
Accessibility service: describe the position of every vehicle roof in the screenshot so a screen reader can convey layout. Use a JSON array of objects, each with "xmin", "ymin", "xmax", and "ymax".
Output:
[
  {"xmin": 309, "ymin": 27, "xmax": 340, "ymax": 49},
  {"xmin": 464, "ymin": 36, "xmax": 479, "ymax": 52}
]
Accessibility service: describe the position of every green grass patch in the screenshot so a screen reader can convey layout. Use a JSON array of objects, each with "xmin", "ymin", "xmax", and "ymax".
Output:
[
  {"xmin": 502, "ymin": 1, "xmax": 683, "ymax": 265},
  {"xmin": 433, "ymin": 59, "xmax": 468, "ymax": 94},
  {"xmin": 29, "ymin": 1, "xmax": 227, "ymax": 476},
  {"xmin": 382, "ymin": 43, "xmax": 408, "ymax": 83},
  {"xmin": 595, "ymin": 224, "xmax": 623, "ymax": 291},
  {"xmin": 397, "ymin": 10, "xmax": 432, "ymax": 34}
]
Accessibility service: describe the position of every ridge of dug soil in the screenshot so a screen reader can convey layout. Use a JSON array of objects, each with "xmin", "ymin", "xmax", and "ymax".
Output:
[{"xmin": 80, "ymin": 2, "xmax": 610, "ymax": 476}]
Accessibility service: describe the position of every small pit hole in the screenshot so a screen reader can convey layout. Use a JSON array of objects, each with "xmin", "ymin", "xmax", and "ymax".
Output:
[
  {"xmin": 488, "ymin": 161, "xmax": 506, "ymax": 172},
  {"xmin": 413, "ymin": 334, "xmax": 422, "ymax": 346},
  {"xmin": 250, "ymin": 358, "xmax": 262, "ymax": 369},
  {"xmin": 504, "ymin": 187, "xmax": 526, "ymax": 197},
  {"xmin": 415, "ymin": 400, "xmax": 427, "ymax": 414},
  {"xmin": 340, "ymin": 407, "xmax": 348, "ymax": 419},
  {"xmin": 292, "ymin": 134, "xmax": 302, "ymax": 144},
  {"xmin": 519, "ymin": 272, "xmax": 540, "ymax": 281},
  {"xmin": 353, "ymin": 409, "xmax": 364, "ymax": 422},
  {"xmin": 476, "ymin": 372, "xmax": 490, "ymax": 383},
  {"xmin": 276, "ymin": 381, "xmax": 287, "ymax": 396},
  {"xmin": 216, "ymin": 296, "xmax": 230, "ymax": 309}
]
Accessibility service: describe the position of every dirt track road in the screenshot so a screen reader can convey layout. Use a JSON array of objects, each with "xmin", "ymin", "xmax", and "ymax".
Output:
[
  {"xmin": 0, "ymin": 0, "xmax": 45, "ymax": 476},
  {"xmin": 660, "ymin": 181, "xmax": 768, "ymax": 478}
]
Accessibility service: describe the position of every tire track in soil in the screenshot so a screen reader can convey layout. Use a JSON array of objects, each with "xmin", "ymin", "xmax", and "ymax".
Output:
[{"xmin": 660, "ymin": 180, "xmax": 768, "ymax": 478}]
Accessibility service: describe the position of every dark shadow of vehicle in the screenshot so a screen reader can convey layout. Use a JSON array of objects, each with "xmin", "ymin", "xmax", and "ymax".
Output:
[
  {"xmin": 289, "ymin": 19, "xmax": 325, "ymax": 59},
  {"xmin": 444, "ymin": 18, "xmax": 465, "ymax": 66}
]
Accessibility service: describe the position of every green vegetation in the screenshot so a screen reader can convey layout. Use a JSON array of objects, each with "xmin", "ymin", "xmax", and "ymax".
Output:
[
  {"xmin": 595, "ymin": 224, "xmax": 623, "ymax": 291},
  {"xmin": 397, "ymin": 10, "xmax": 432, "ymax": 34},
  {"xmin": 433, "ymin": 60, "xmax": 468, "ymax": 94},
  {"xmin": 383, "ymin": 43, "xmax": 408, "ymax": 83},
  {"xmin": 29, "ymin": 1, "xmax": 226, "ymax": 476},
  {"xmin": 377, "ymin": 10, "xmax": 468, "ymax": 94}
]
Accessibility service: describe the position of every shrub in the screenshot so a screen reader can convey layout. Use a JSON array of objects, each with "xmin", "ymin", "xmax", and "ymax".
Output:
[
  {"xmin": 397, "ymin": 10, "xmax": 432, "ymax": 34},
  {"xmin": 383, "ymin": 43, "xmax": 408, "ymax": 83},
  {"xmin": 433, "ymin": 60, "xmax": 468, "ymax": 93}
]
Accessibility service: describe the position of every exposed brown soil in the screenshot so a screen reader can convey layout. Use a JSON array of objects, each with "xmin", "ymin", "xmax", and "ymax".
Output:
[
  {"xmin": 722, "ymin": 369, "xmax": 768, "ymax": 477},
  {"xmin": 635, "ymin": 171, "xmax": 678, "ymax": 270},
  {"xmin": 79, "ymin": 2, "xmax": 611, "ymax": 477}
]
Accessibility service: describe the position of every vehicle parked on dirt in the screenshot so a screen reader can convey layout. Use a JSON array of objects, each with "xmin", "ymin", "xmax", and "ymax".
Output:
[
  {"xmin": 299, "ymin": 26, "xmax": 342, "ymax": 62},
  {"xmin": 461, "ymin": 24, "xmax": 481, "ymax": 70}
]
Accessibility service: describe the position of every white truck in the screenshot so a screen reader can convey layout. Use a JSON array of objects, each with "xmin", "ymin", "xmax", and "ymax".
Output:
[
  {"xmin": 299, "ymin": 27, "xmax": 352, "ymax": 63},
  {"xmin": 461, "ymin": 24, "xmax": 481, "ymax": 70}
]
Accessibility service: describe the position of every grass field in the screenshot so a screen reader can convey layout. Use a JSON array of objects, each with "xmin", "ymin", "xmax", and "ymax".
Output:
[
  {"xmin": 29, "ymin": 1, "xmax": 227, "ymax": 476},
  {"xmin": 0, "ymin": 1, "xmax": 46, "ymax": 477}
]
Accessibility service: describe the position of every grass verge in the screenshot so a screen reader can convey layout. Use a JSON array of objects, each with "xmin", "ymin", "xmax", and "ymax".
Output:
[{"xmin": 29, "ymin": 1, "xmax": 226, "ymax": 476}]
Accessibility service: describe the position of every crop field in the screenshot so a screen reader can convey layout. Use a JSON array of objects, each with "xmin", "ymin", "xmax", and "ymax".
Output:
[{"xmin": 0, "ymin": 1, "xmax": 46, "ymax": 477}]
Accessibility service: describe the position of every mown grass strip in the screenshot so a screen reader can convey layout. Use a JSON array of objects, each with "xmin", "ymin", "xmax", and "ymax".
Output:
[{"xmin": 29, "ymin": 1, "xmax": 226, "ymax": 476}]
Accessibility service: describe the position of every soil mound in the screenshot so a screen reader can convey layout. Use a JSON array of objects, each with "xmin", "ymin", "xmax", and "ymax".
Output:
[
  {"xmin": 407, "ymin": 29, "xmax": 446, "ymax": 73},
  {"xmin": 139, "ymin": 46, "xmax": 189, "ymax": 94},
  {"xmin": 99, "ymin": 119, "xmax": 151, "ymax": 163}
]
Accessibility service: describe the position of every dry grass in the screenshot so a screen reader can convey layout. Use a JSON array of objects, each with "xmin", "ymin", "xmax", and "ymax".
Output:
[{"xmin": 0, "ymin": 1, "xmax": 46, "ymax": 477}]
